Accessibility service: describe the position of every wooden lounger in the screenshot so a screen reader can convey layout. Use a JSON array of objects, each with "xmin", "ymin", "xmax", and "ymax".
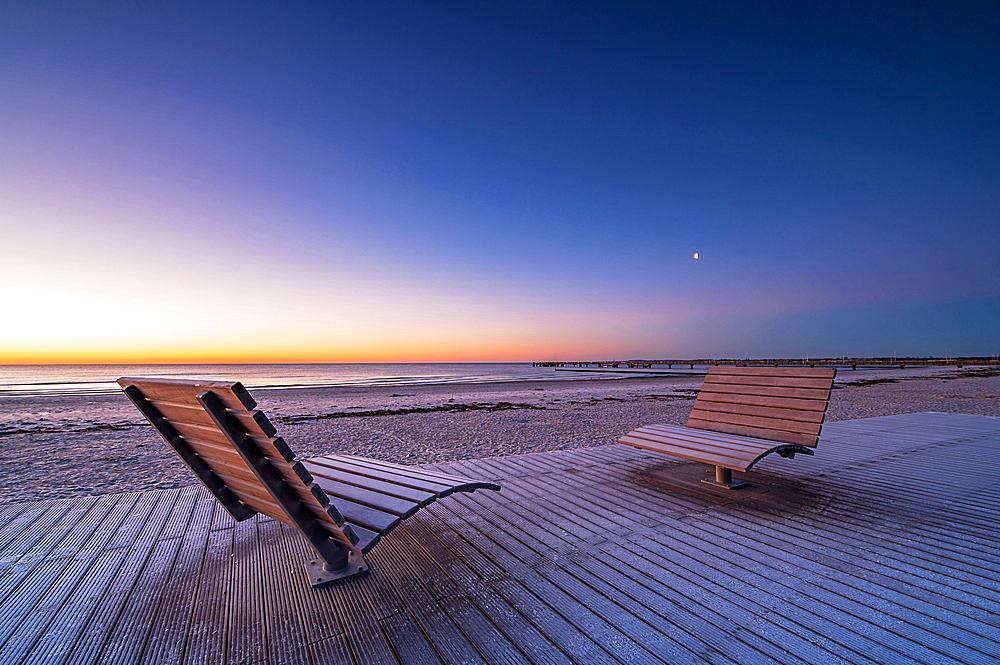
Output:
[
  {"xmin": 118, "ymin": 377, "xmax": 500, "ymax": 586},
  {"xmin": 619, "ymin": 366, "xmax": 836, "ymax": 489}
]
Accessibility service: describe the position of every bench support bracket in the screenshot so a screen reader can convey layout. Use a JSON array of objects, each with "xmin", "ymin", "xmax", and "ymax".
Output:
[
  {"xmin": 701, "ymin": 465, "xmax": 747, "ymax": 490},
  {"xmin": 306, "ymin": 550, "xmax": 369, "ymax": 587}
]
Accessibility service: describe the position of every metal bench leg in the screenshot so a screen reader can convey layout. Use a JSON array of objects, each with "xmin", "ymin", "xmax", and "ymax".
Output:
[{"xmin": 701, "ymin": 465, "xmax": 747, "ymax": 490}]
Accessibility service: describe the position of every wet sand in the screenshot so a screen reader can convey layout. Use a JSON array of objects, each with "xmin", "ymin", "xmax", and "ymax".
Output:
[{"xmin": 2, "ymin": 366, "xmax": 998, "ymax": 505}]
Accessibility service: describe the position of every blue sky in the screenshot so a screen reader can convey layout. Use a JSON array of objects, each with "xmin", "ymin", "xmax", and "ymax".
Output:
[{"xmin": 1, "ymin": 2, "xmax": 998, "ymax": 362}]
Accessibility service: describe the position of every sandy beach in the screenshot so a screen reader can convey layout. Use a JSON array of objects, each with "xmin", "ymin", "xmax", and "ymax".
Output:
[{"xmin": 2, "ymin": 366, "xmax": 998, "ymax": 506}]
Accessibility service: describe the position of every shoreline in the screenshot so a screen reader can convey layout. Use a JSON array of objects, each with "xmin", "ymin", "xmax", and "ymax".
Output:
[{"xmin": 2, "ymin": 367, "xmax": 998, "ymax": 506}]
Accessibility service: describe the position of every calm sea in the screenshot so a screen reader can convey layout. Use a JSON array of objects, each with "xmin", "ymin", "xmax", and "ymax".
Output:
[{"xmin": 0, "ymin": 363, "xmax": 628, "ymax": 397}]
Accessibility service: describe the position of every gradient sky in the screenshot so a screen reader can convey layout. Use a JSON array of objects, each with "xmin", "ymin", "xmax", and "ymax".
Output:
[{"xmin": 2, "ymin": 2, "xmax": 998, "ymax": 363}]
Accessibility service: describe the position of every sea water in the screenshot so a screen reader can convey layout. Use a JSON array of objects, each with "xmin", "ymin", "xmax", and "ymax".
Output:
[{"xmin": 0, "ymin": 363, "xmax": 626, "ymax": 397}]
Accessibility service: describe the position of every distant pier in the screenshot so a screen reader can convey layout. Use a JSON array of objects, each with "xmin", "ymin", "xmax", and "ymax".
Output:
[{"xmin": 533, "ymin": 356, "xmax": 999, "ymax": 371}]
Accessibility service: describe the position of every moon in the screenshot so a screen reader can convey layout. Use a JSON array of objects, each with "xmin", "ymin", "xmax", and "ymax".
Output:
[{"xmin": 693, "ymin": 252, "xmax": 699, "ymax": 259}]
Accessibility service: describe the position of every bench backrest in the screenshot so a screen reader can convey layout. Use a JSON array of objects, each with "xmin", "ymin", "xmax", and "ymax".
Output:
[
  {"xmin": 118, "ymin": 377, "xmax": 359, "ymax": 559},
  {"xmin": 686, "ymin": 366, "xmax": 836, "ymax": 447}
]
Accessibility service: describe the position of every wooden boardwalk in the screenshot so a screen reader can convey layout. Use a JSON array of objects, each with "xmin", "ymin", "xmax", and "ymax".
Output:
[{"xmin": 1, "ymin": 412, "xmax": 998, "ymax": 664}]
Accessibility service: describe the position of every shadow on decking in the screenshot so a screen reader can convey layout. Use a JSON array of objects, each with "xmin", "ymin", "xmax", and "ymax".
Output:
[{"xmin": 634, "ymin": 459, "xmax": 843, "ymax": 518}]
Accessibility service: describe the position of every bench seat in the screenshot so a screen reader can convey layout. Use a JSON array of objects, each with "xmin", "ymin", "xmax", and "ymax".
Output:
[
  {"xmin": 118, "ymin": 377, "xmax": 500, "ymax": 587},
  {"xmin": 619, "ymin": 422, "xmax": 812, "ymax": 472},
  {"xmin": 619, "ymin": 366, "xmax": 836, "ymax": 488}
]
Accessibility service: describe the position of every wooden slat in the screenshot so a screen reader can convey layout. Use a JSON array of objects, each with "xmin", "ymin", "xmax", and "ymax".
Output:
[
  {"xmin": 333, "ymin": 454, "xmax": 500, "ymax": 490},
  {"xmin": 686, "ymin": 418, "xmax": 818, "ymax": 446},
  {"xmin": 207, "ymin": 463, "xmax": 327, "ymax": 513},
  {"xmin": 117, "ymin": 378, "xmax": 255, "ymax": 412},
  {"xmin": 148, "ymin": 398, "xmax": 276, "ymax": 437},
  {"xmin": 628, "ymin": 424, "xmax": 780, "ymax": 456},
  {"xmin": 699, "ymin": 383, "xmax": 831, "ymax": 401},
  {"xmin": 180, "ymin": 437, "xmax": 311, "ymax": 486},
  {"xmin": 302, "ymin": 461, "xmax": 438, "ymax": 505},
  {"xmin": 169, "ymin": 419, "xmax": 294, "ymax": 463},
  {"xmin": 688, "ymin": 409, "xmax": 823, "ymax": 437},
  {"xmin": 310, "ymin": 476, "xmax": 422, "ymax": 518},
  {"xmin": 332, "ymin": 498, "xmax": 403, "ymax": 534},
  {"xmin": 705, "ymin": 366, "xmax": 837, "ymax": 379},
  {"xmin": 306, "ymin": 456, "xmax": 459, "ymax": 496},
  {"xmin": 619, "ymin": 435, "xmax": 768, "ymax": 471},
  {"xmin": 693, "ymin": 400, "xmax": 826, "ymax": 423},
  {"xmin": 208, "ymin": 477, "xmax": 352, "ymax": 548},
  {"xmin": 692, "ymin": 392, "xmax": 829, "ymax": 412},
  {"xmin": 703, "ymin": 374, "xmax": 834, "ymax": 390}
]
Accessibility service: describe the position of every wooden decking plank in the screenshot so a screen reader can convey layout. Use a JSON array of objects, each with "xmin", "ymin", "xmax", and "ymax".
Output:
[
  {"xmin": 517, "ymin": 466, "xmax": 670, "ymax": 530},
  {"xmin": 504, "ymin": 473, "xmax": 639, "ymax": 532},
  {"xmin": 1, "ymin": 412, "xmax": 999, "ymax": 664},
  {"xmin": 436, "ymin": 592, "xmax": 535, "ymax": 665},
  {"xmin": 4, "ymin": 490, "xmax": 179, "ymax": 665},
  {"xmin": 0, "ymin": 504, "xmax": 31, "ymax": 536},
  {"xmin": 255, "ymin": 518, "xmax": 311, "ymax": 665},
  {"xmin": 319, "ymin": 556, "xmax": 401, "ymax": 665},
  {"xmin": 425, "ymin": 499, "xmax": 547, "ymax": 570},
  {"xmin": 616, "ymin": 535, "xmax": 900, "ymax": 665},
  {"xmin": 536, "ymin": 561, "xmax": 719, "ymax": 665},
  {"xmin": 488, "ymin": 577, "xmax": 620, "ymax": 665},
  {"xmin": 560, "ymin": 462, "xmax": 710, "ymax": 522},
  {"xmin": 495, "ymin": 481, "xmax": 624, "ymax": 541},
  {"xmin": 0, "ymin": 496, "xmax": 120, "ymax": 607},
  {"xmin": 458, "ymin": 456, "xmax": 517, "ymax": 481},
  {"xmin": 18, "ymin": 549, "xmax": 128, "ymax": 665},
  {"xmin": 227, "ymin": 517, "xmax": 267, "ymax": 665},
  {"xmin": 374, "ymin": 528, "xmax": 464, "ymax": 601},
  {"xmin": 700, "ymin": 505, "xmax": 1000, "ymax": 657},
  {"xmin": 544, "ymin": 557, "xmax": 753, "ymax": 665},
  {"xmin": 90, "ymin": 538, "xmax": 184, "ymax": 665},
  {"xmin": 0, "ymin": 501, "xmax": 77, "ymax": 567},
  {"xmin": 488, "ymin": 455, "xmax": 550, "ymax": 479},
  {"xmin": 462, "ymin": 582, "xmax": 575, "ymax": 665},
  {"xmin": 378, "ymin": 611, "xmax": 444, "ymax": 665},
  {"xmin": 492, "ymin": 471, "xmax": 611, "ymax": 533},
  {"xmin": 306, "ymin": 634, "xmax": 356, "ymax": 665},
  {"xmin": 636, "ymin": 528, "xmax": 958, "ymax": 665},
  {"xmin": 709, "ymin": 488, "xmax": 1000, "ymax": 616},
  {"xmin": 587, "ymin": 542, "xmax": 856, "ymax": 665},
  {"xmin": 0, "ymin": 502, "xmax": 65, "ymax": 555},
  {"xmin": 275, "ymin": 524, "xmax": 345, "ymax": 643},
  {"xmin": 398, "ymin": 516, "xmax": 489, "ymax": 592},
  {"xmin": 487, "ymin": 485, "xmax": 606, "ymax": 545},
  {"xmin": 26, "ymin": 494, "xmax": 146, "ymax": 665},
  {"xmin": 182, "ymin": 526, "xmax": 233, "ymax": 665},
  {"xmin": 134, "ymin": 491, "xmax": 215, "ymax": 665},
  {"xmin": 449, "ymin": 492, "xmax": 571, "ymax": 558},
  {"xmin": 371, "ymin": 536, "xmax": 490, "ymax": 665},
  {"xmin": 79, "ymin": 490, "xmax": 182, "ymax": 665},
  {"xmin": 683, "ymin": 517, "xmax": 999, "ymax": 664},
  {"xmin": 510, "ymin": 566, "xmax": 664, "ymax": 665},
  {"xmin": 61, "ymin": 488, "xmax": 198, "ymax": 660},
  {"xmin": 0, "ymin": 556, "xmax": 97, "ymax": 664},
  {"xmin": 15, "ymin": 496, "xmax": 101, "ymax": 564},
  {"xmin": 458, "ymin": 490, "xmax": 584, "ymax": 552},
  {"xmin": 409, "ymin": 511, "xmax": 507, "ymax": 584},
  {"xmin": 422, "ymin": 501, "xmax": 542, "ymax": 575}
]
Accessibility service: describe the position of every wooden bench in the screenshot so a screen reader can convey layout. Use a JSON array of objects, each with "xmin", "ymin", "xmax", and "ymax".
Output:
[
  {"xmin": 619, "ymin": 366, "xmax": 836, "ymax": 488},
  {"xmin": 118, "ymin": 377, "xmax": 500, "ymax": 586}
]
